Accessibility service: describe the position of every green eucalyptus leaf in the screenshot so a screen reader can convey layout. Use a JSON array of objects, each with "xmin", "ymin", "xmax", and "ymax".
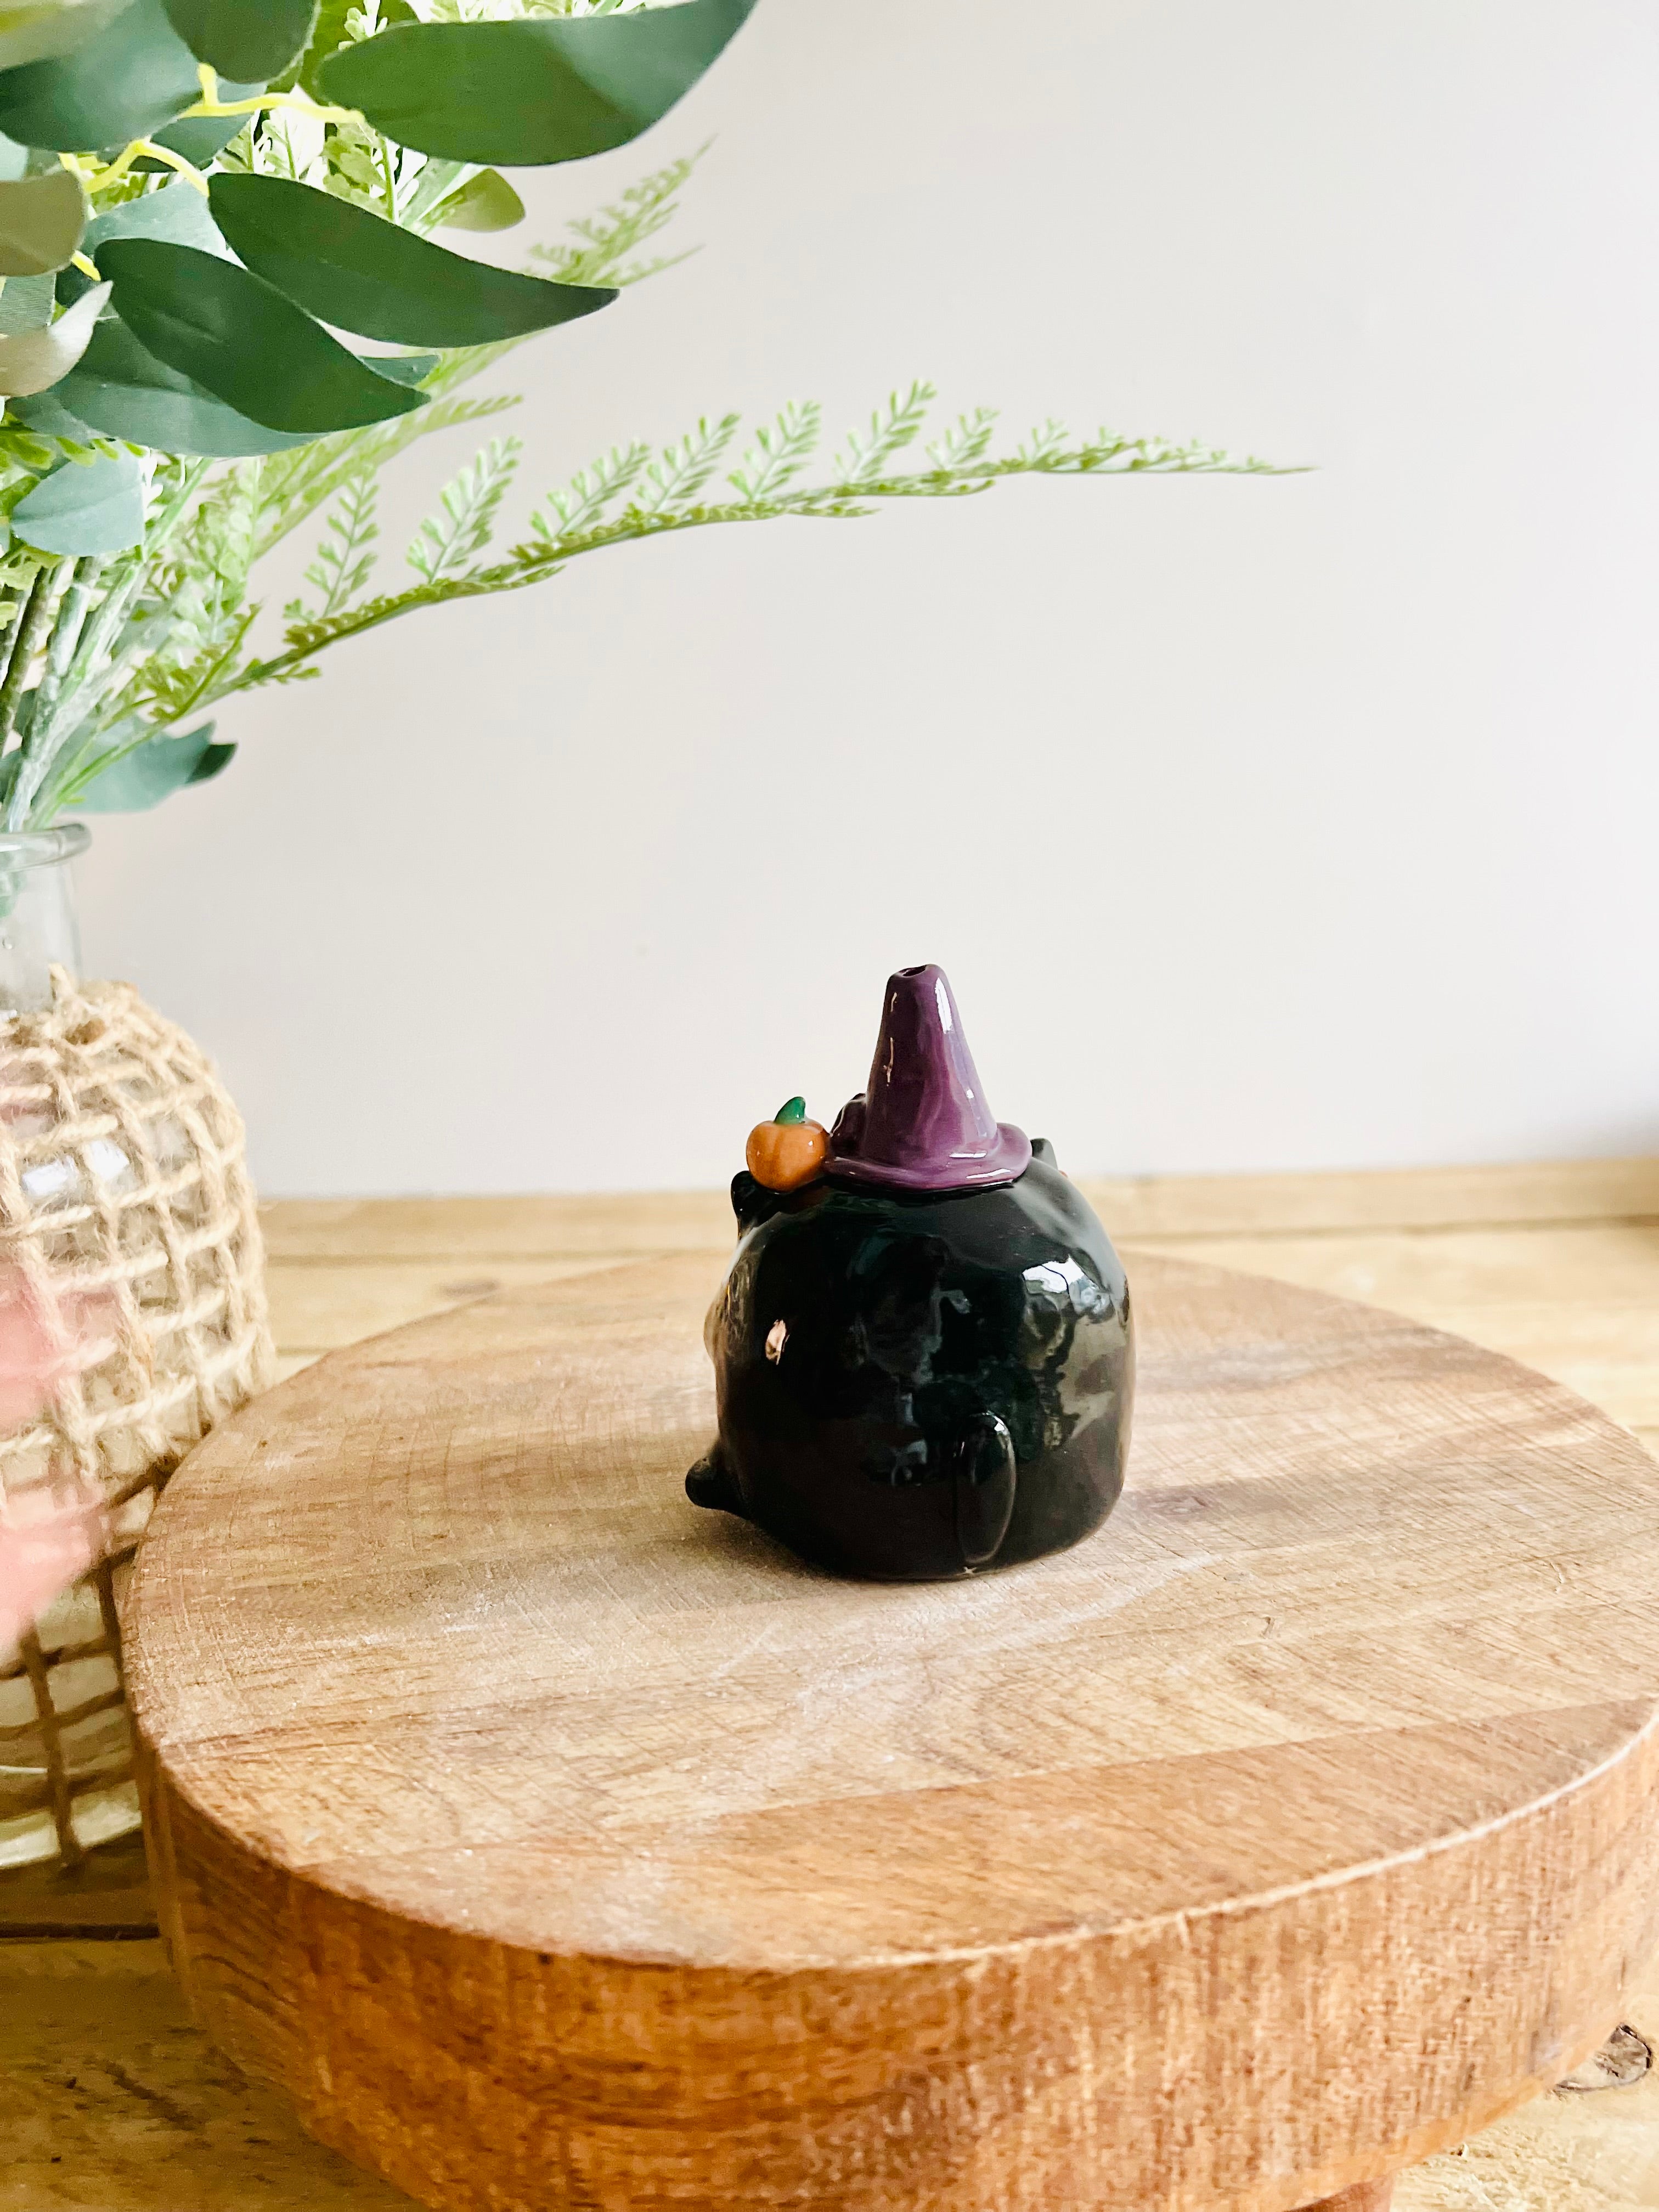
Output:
[
  {"xmin": 359, "ymin": 350, "xmax": 436, "ymax": 386},
  {"xmin": 0, "ymin": 0, "xmax": 201, "ymax": 151},
  {"xmin": 136, "ymin": 112, "xmax": 238, "ymax": 168},
  {"xmin": 63, "ymin": 173, "xmax": 229, "ymax": 302},
  {"xmin": 44, "ymin": 313, "xmax": 313, "ymax": 454},
  {"xmin": 86, "ymin": 177, "xmax": 229, "ymax": 257},
  {"xmin": 98, "ymin": 238, "xmax": 427, "ymax": 433},
  {"xmin": 162, "ymin": 0, "xmax": 313, "ymax": 82},
  {"xmin": 0, "ymin": 167, "xmax": 82, "ymax": 276},
  {"xmin": 0, "ymin": 0, "xmax": 133, "ymax": 72},
  {"xmin": 194, "ymin": 740, "xmax": 235, "ymax": 784},
  {"xmin": 13, "ymin": 447, "xmax": 143, "ymax": 553},
  {"xmin": 8, "ymin": 382, "xmax": 93, "ymax": 434},
  {"xmin": 433, "ymin": 167, "xmax": 523, "ymax": 234},
  {"xmin": 0, "ymin": 276, "xmax": 104, "ymax": 394},
  {"xmin": 0, "ymin": 269, "xmax": 54, "ymax": 332},
  {"xmin": 75, "ymin": 719, "xmax": 233, "ymax": 811},
  {"xmin": 134, "ymin": 73, "xmax": 260, "ymax": 168},
  {"xmin": 0, "ymin": 131, "xmax": 26, "ymax": 183},
  {"xmin": 317, "ymin": 0, "xmax": 758, "ymax": 166},
  {"xmin": 208, "ymin": 174, "xmax": 616, "ymax": 347}
]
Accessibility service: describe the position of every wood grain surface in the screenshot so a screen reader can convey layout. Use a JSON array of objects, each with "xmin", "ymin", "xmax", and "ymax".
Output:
[
  {"xmin": 123, "ymin": 1245, "xmax": 1659, "ymax": 2212},
  {"xmin": 13, "ymin": 1936, "xmax": 1659, "ymax": 2212}
]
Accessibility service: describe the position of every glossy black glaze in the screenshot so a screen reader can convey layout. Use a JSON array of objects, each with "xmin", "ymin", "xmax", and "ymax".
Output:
[{"xmin": 686, "ymin": 1143, "xmax": 1133, "ymax": 1581}]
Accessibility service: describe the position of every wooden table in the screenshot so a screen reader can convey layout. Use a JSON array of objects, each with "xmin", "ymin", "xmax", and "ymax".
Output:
[{"xmin": 9, "ymin": 1159, "xmax": 1659, "ymax": 2210}]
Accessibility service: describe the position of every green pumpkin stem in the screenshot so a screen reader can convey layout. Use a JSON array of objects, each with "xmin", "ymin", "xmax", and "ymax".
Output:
[{"xmin": 775, "ymin": 1095, "xmax": 807, "ymax": 1125}]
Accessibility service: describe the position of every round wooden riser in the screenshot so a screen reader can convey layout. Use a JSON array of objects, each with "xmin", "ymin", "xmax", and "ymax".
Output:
[{"xmin": 126, "ymin": 1253, "xmax": 1659, "ymax": 2212}]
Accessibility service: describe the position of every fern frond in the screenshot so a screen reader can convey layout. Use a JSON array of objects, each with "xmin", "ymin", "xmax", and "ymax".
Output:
[
  {"xmin": 528, "ymin": 146, "xmax": 705, "ymax": 289},
  {"xmin": 639, "ymin": 413, "xmax": 741, "ymax": 514},
  {"xmin": 927, "ymin": 407, "xmax": 998, "ymax": 470},
  {"xmin": 204, "ymin": 402, "xmax": 1292, "ymax": 705},
  {"xmin": 117, "ymin": 603, "xmax": 258, "ymax": 729},
  {"xmin": 1015, "ymin": 418, "xmax": 1070, "ymax": 467},
  {"xmin": 728, "ymin": 402, "xmax": 821, "ymax": 501},
  {"xmin": 250, "ymin": 565, "xmax": 534, "ymax": 680},
  {"xmin": 116, "ymin": 466, "xmax": 260, "ymax": 726},
  {"xmin": 301, "ymin": 471, "xmax": 380, "ymax": 619},
  {"xmin": 255, "ymin": 392, "xmax": 522, "ymax": 558},
  {"xmin": 1001, "ymin": 426, "xmax": 1261, "ymax": 476},
  {"xmin": 835, "ymin": 381, "xmax": 935, "ymax": 486},
  {"xmin": 529, "ymin": 441, "xmax": 650, "ymax": 542},
  {"xmin": 399, "ymin": 155, "xmax": 471, "ymax": 231},
  {"xmin": 407, "ymin": 436, "xmax": 523, "ymax": 583}
]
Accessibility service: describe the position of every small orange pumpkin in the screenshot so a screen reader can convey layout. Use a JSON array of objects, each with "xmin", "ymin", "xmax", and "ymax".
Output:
[{"xmin": 746, "ymin": 1096, "xmax": 828, "ymax": 1192}]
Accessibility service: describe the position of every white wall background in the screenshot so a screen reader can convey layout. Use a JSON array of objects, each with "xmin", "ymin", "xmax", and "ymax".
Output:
[{"xmin": 78, "ymin": 0, "xmax": 1659, "ymax": 1195}]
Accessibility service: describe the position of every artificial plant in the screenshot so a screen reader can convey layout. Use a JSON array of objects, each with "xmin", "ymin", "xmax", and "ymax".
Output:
[{"xmin": 0, "ymin": 0, "xmax": 1274, "ymax": 828}]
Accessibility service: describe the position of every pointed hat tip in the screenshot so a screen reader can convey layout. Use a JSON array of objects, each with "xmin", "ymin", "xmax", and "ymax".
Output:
[{"xmin": 826, "ymin": 963, "xmax": 1031, "ymax": 1192}]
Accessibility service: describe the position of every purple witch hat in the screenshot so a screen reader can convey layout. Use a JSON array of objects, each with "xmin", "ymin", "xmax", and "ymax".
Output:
[{"xmin": 826, "ymin": 965, "xmax": 1032, "ymax": 1193}]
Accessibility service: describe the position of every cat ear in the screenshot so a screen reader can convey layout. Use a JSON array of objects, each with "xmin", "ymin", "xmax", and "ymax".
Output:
[{"xmin": 731, "ymin": 1170, "xmax": 788, "ymax": 1233}]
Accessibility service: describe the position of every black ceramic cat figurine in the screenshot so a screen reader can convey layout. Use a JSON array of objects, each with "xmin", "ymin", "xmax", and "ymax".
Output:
[{"xmin": 686, "ymin": 966, "xmax": 1133, "ymax": 1581}]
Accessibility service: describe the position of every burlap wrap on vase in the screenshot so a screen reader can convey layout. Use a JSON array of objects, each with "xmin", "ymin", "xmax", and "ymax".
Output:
[{"xmin": 0, "ymin": 969, "xmax": 273, "ymax": 1870}]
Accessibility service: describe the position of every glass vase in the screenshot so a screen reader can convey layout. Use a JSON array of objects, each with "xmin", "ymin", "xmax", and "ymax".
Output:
[
  {"xmin": 0, "ymin": 825, "xmax": 86, "ymax": 1017},
  {"xmin": 0, "ymin": 824, "xmax": 274, "ymax": 1873}
]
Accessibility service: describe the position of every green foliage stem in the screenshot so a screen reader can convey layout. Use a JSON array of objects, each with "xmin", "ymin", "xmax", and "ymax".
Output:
[
  {"xmin": 19, "ymin": 550, "xmax": 100, "ymax": 751},
  {"xmin": 217, "ymin": 408, "xmax": 1288, "ymax": 702},
  {"xmin": 0, "ymin": 559, "xmax": 63, "ymax": 749}
]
